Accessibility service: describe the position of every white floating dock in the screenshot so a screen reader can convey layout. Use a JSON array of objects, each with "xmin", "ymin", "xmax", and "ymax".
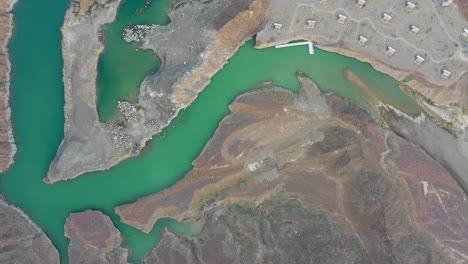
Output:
[{"xmin": 275, "ymin": 41, "xmax": 315, "ymax": 55}]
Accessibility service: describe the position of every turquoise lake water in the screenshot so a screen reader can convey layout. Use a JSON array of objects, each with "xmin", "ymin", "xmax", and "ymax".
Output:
[{"xmin": 2, "ymin": 0, "xmax": 421, "ymax": 263}]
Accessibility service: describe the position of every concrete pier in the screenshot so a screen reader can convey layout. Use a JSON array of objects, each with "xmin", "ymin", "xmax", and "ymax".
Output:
[{"xmin": 275, "ymin": 41, "xmax": 315, "ymax": 55}]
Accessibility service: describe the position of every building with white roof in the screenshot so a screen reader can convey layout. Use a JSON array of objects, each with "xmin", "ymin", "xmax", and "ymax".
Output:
[
  {"xmin": 356, "ymin": 0, "xmax": 366, "ymax": 8},
  {"xmin": 410, "ymin": 25, "xmax": 420, "ymax": 34},
  {"xmin": 441, "ymin": 69, "xmax": 451, "ymax": 79},
  {"xmin": 307, "ymin": 20, "xmax": 316, "ymax": 29},
  {"xmin": 386, "ymin": 46, "xmax": 396, "ymax": 56},
  {"xmin": 273, "ymin": 23, "xmax": 283, "ymax": 31},
  {"xmin": 358, "ymin": 35, "xmax": 368, "ymax": 45},
  {"xmin": 414, "ymin": 55, "xmax": 425, "ymax": 65},
  {"xmin": 337, "ymin": 14, "xmax": 347, "ymax": 24},
  {"xmin": 382, "ymin": 13, "xmax": 392, "ymax": 23},
  {"xmin": 406, "ymin": 1, "xmax": 416, "ymax": 12}
]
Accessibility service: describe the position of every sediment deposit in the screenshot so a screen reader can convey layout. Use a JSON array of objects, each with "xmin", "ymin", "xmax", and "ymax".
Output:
[
  {"xmin": 0, "ymin": 0, "xmax": 17, "ymax": 172},
  {"xmin": 0, "ymin": 195, "xmax": 59, "ymax": 263},
  {"xmin": 117, "ymin": 77, "xmax": 468, "ymax": 263},
  {"xmin": 65, "ymin": 210, "xmax": 129, "ymax": 264}
]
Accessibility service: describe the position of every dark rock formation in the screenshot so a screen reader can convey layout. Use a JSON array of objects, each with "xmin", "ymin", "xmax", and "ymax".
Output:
[
  {"xmin": 146, "ymin": 198, "xmax": 458, "ymax": 264},
  {"xmin": 0, "ymin": 195, "xmax": 59, "ymax": 263},
  {"xmin": 145, "ymin": 200, "xmax": 370, "ymax": 264},
  {"xmin": 65, "ymin": 210, "xmax": 129, "ymax": 264}
]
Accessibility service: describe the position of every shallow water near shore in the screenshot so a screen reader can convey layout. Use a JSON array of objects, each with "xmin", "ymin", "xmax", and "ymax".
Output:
[
  {"xmin": 97, "ymin": 0, "xmax": 172, "ymax": 122},
  {"xmin": 2, "ymin": 0, "xmax": 422, "ymax": 263}
]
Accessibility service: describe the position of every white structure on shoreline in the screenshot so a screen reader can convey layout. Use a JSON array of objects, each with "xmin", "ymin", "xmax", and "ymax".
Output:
[
  {"xmin": 386, "ymin": 46, "xmax": 396, "ymax": 56},
  {"xmin": 275, "ymin": 41, "xmax": 315, "ymax": 55},
  {"xmin": 358, "ymin": 35, "xmax": 368, "ymax": 45},
  {"xmin": 414, "ymin": 55, "xmax": 425, "ymax": 65},
  {"xmin": 307, "ymin": 20, "xmax": 316, "ymax": 29}
]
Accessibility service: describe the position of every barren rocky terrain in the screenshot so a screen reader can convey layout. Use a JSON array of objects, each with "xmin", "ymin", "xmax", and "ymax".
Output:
[
  {"xmin": 46, "ymin": 0, "xmax": 125, "ymax": 184},
  {"xmin": 455, "ymin": 0, "xmax": 468, "ymax": 20},
  {"xmin": 65, "ymin": 210, "xmax": 129, "ymax": 264},
  {"xmin": 0, "ymin": 0, "xmax": 17, "ymax": 173},
  {"xmin": 256, "ymin": 0, "xmax": 468, "ymax": 129},
  {"xmin": 47, "ymin": 0, "xmax": 270, "ymax": 183},
  {"xmin": 117, "ymin": 77, "xmax": 468, "ymax": 263},
  {"xmin": 0, "ymin": 195, "xmax": 59, "ymax": 263},
  {"xmin": 48, "ymin": 0, "xmax": 468, "ymax": 184}
]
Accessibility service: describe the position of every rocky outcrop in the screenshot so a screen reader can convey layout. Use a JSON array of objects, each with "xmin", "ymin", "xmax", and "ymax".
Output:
[
  {"xmin": 116, "ymin": 77, "xmax": 468, "ymax": 263},
  {"xmin": 48, "ymin": 0, "xmax": 271, "ymax": 183},
  {"xmin": 65, "ymin": 210, "xmax": 129, "ymax": 264},
  {"xmin": 145, "ymin": 201, "xmax": 370, "ymax": 264},
  {"xmin": 0, "ymin": 0, "xmax": 17, "ymax": 173},
  {"xmin": 46, "ymin": 0, "xmax": 124, "ymax": 184},
  {"xmin": 0, "ymin": 195, "xmax": 59, "ymax": 263},
  {"xmin": 146, "ymin": 199, "xmax": 460, "ymax": 264}
]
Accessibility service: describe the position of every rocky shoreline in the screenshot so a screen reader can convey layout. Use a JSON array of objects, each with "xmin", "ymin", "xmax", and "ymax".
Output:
[
  {"xmin": 0, "ymin": 195, "xmax": 59, "ymax": 263},
  {"xmin": 65, "ymin": 210, "xmax": 129, "ymax": 264},
  {"xmin": 116, "ymin": 77, "xmax": 468, "ymax": 262},
  {"xmin": 45, "ymin": 0, "xmax": 126, "ymax": 184},
  {"xmin": 47, "ymin": 0, "xmax": 270, "ymax": 183},
  {"xmin": 0, "ymin": 0, "xmax": 17, "ymax": 173},
  {"xmin": 255, "ymin": 0, "xmax": 468, "ymax": 131},
  {"xmin": 48, "ymin": 0, "xmax": 468, "ymax": 184},
  {"xmin": 0, "ymin": 2, "xmax": 61, "ymax": 262}
]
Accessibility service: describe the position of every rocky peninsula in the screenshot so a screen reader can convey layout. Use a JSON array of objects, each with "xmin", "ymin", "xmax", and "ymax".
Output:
[
  {"xmin": 117, "ymin": 77, "xmax": 468, "ymax": 262},
  {"xmin": 48, "ymin": 0, "xmax": 468, "ymax": 185},
  {"xmin": 65, "ymin": 210, "xmax": 129, "ymax": 264},
  {"xmin": 0, "ymin": 195, "xmax": 59, "ymax": 263},
  {"xmin": 47, "ymin": 0, "xmax": 270, "ymax": 183},
  {"xmin": 0, "ymin": 0, "xmax": 17, "ymax": 173}
]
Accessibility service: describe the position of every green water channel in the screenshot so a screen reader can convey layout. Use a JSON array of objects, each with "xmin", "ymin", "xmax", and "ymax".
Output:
[
  {"xmin": 2, "ymin": 0, "xmax": 421, "ymax": 263},
  {"xmin": 97, "ymin": 0, "xmax": 172, "ymax": 122}
]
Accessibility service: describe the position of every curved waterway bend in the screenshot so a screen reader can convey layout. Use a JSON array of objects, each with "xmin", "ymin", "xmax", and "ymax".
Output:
[{"xmin": 2, "ymin": 0, "xmax": 422, "ymax": 263}]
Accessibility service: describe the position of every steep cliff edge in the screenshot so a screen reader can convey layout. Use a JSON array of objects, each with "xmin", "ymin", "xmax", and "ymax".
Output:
[{"xmin": 0, "ymin": 0, "xmax": 17, "ymax": 173}]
